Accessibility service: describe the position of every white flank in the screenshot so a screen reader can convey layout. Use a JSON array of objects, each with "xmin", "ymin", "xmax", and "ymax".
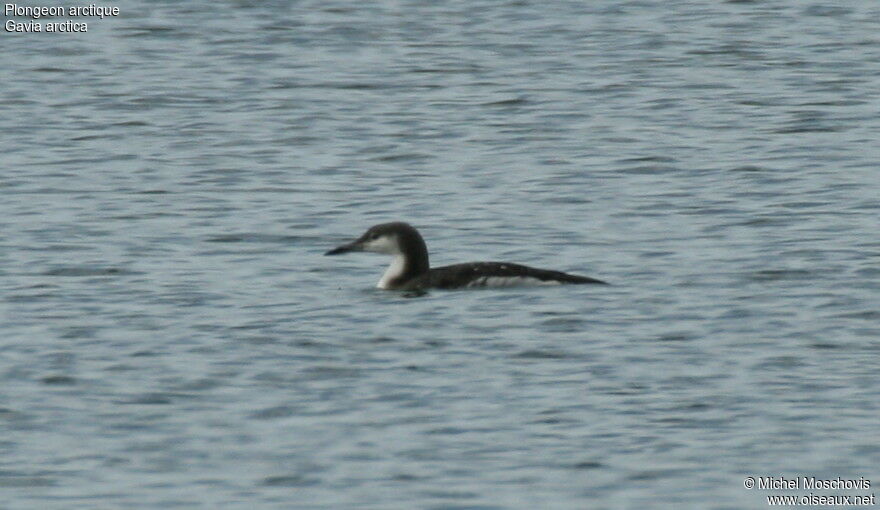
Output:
[{"xmin": 467, "ymin": 276, "xmax": 563, "ymax": 288}]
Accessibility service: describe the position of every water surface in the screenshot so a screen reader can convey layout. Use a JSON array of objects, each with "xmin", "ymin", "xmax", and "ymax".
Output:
[{"xmin": 2, "ymin": 1, "xmax": 879, "ymax": 508}]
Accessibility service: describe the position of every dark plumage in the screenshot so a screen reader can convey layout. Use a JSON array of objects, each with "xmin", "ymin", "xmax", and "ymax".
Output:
[
  {"xmin": 325, "ymin": 222, "xmax": 607, "ymax": 290},
  {"xmin": 412, "ymin": 262, "xmax": 607, "ymax": 289}
]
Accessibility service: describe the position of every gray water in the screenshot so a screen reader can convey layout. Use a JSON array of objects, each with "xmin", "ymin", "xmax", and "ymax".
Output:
[{"xmin": 3, "ymin": 1, "xmax": 880, "ymax": 508}]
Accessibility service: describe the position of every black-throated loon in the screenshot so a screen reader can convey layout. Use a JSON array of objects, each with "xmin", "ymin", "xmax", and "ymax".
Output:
[{"xmin": 324, "ymin": 222, "xmax": 607, "ymax": 290}]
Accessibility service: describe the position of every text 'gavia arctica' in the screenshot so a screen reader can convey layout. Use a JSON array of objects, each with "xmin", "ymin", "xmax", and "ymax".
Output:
[{"xmin": 325, "ymin": 222, "xmax": 607, "ymax": 290}]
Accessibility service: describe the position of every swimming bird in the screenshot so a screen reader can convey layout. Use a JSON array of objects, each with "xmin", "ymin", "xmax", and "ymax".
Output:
[{"xmin": 324, "ymin": 222, "xmax": 607, "ymax": 290}]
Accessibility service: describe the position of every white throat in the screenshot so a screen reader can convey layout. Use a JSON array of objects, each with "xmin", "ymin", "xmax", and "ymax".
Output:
[{"xmin": 377, "ymin": 254, "xmax": 406, "ymax": 289}]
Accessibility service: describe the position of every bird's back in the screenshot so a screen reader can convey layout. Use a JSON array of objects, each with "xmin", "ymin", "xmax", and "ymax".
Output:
[{"xmin": 410, "ymin": 262, "xmax": 607, "ymax": 289}]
